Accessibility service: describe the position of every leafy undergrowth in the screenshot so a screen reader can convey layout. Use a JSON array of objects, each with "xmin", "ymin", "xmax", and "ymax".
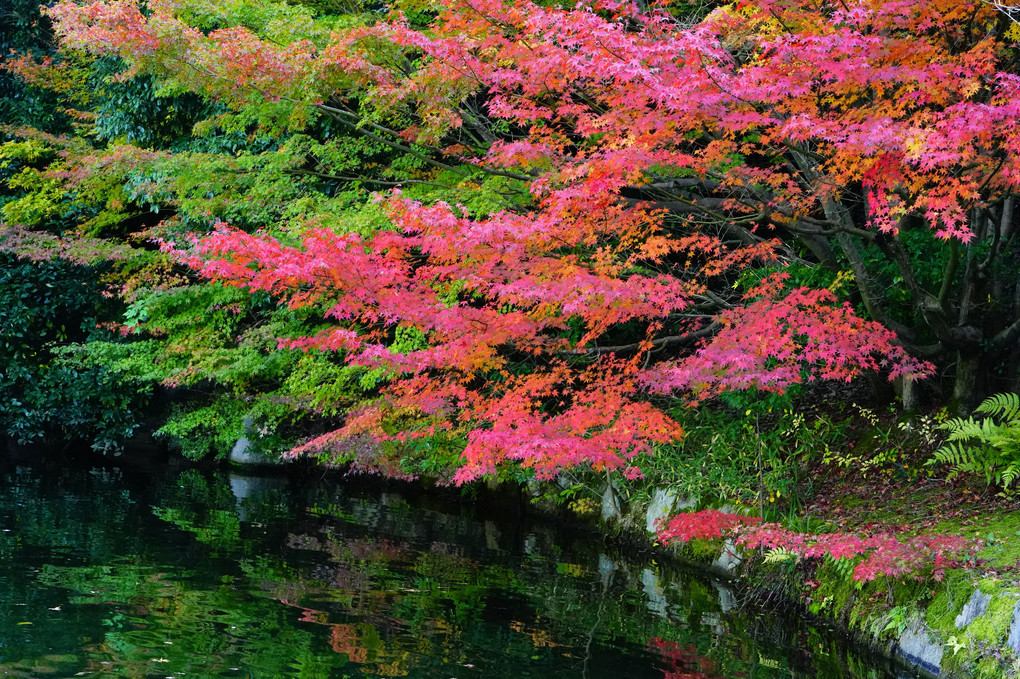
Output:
[
  {"xmin": 809, "ymin": 467, "xmax": 1020, "ymax": 579},
  {"xmin": 808, "ymin": 471, "xmax": 1020, "ymax": 677},
  {"xmin": 704, "ymin": 457, "xmax": 1020, "ymax": 677}
]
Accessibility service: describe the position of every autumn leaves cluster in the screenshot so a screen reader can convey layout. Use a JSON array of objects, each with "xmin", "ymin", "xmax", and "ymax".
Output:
[{"xmin": 2, "ymin": 0, "xmax": 1017, "ymax": 481}]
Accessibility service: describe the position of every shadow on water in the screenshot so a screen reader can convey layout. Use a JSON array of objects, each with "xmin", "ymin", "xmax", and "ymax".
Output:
[{"xmin": 0, "ymin": 444, "xmax": 924, "ymax": 678}]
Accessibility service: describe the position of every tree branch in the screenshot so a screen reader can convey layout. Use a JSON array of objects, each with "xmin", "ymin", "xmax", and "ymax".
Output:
[{"xmin": 556, "ymin": 322, "xmax": 721, "ymax": 356}]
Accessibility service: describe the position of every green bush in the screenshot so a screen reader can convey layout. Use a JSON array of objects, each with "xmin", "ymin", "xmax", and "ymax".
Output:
[
  {"xmin": 643, "ymin": 395, "xmax": 847, "ymax": 517},
  {"xmin": 0, "ymin": 255, "xmax": 149, "ymax": 450}
]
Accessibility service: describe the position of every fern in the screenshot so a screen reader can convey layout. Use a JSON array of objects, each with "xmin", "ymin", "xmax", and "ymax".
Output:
[
  {"xmin": 976, "ymin": 392, "xmax": 1020, "ymax": 421},
  {"xmin": 763, "ymin": 547, "xmax": 798, "ymax": 565},
  {"xmin": 929, "ymin": 393, "xmax": 1020, "ymax": 487}
]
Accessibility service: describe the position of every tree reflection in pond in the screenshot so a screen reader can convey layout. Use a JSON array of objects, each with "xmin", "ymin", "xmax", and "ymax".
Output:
[{"xmin": 0, "ymin": 458, "xmax": 912, "ymax": 678}]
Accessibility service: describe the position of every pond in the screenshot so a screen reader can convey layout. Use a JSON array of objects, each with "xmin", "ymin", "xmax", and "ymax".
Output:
[{"xmin": 0, "ymin": 450, "xmax": 922, "ymax": 678}]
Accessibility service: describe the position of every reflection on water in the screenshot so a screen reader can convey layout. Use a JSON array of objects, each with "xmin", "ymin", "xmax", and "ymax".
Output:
[{"xmin": 0, "ymin": 453, "xmax": 918, "ymax": 678}]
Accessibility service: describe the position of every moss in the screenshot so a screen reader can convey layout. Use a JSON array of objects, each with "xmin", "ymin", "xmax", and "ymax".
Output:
[
  {"xmin": 926, "ymin": 570, "xmax": 977, "ymax": 631},
  {"xmin": 979, "ymin": 533, "xmax": 1020, "ymax": 571},
  {"xmin": 963, "ymin": 589, "xmax": 1016, "ymax": 645},
  {"xmin": 974, "ymin": 656, "xmax": 1010, "ymax": 679},
  {"xmin": 810, "ymin": 562, "xmax": 865, "ymax": 621},
  {"xmin": 684, "ymin": 537, "xmax": 724, "ymax": 560},
  {"xmin": 940, "ymin": 645, "xmax": 967, "ymax": 677},
  {"xmin": 975, "ymin": 578, "xmax": 1003, "ymax": 596},
  {"xmin": 915, "ymin": 576, "xmax": 1020, "ymax": 678},
  {"xmin": 929, "ymin": 513, "xmax": 1020, "ymax": 569}
]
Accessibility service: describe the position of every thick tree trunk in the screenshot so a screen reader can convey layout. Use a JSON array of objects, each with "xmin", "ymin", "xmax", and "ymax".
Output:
[
  {"xmin": 897, "ymin": 376, "xmax": 920, "ymax": 413},
  {"xmin": 952, "ymin": 352, "xmax": 983, "ymax": 414}
]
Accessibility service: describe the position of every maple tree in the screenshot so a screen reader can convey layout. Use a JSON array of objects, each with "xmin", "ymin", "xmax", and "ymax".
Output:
[
  {"xmin": 7, "ymin": 0, "xmax": 1020, "ymax": 478},
  {"xmin": 30, "ymin": 0, "xmax": 1019, "ymax": 478}
]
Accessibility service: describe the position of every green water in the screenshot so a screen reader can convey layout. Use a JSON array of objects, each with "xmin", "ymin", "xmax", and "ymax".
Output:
[{"xmin": 0, "ymin": 453, "xmax": 917, "ymax": 678}]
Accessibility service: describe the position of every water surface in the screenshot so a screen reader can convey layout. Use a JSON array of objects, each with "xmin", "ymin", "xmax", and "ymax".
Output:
[{"xmin": 0, "ymin": 452, "xmax": 919, "ymax": 678}]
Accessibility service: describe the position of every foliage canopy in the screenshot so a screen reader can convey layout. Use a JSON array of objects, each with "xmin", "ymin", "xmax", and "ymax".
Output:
[{"xmin": 3, "ymin": 0, "xmax": 1019, "ymax": 479}]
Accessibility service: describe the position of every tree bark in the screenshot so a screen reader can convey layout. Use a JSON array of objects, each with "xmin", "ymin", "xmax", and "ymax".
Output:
[
  {"xmin": 896, "ymin": 376, "xmax": 921, "ymax": 412},
  {"xmin": 952, "ymin": 352, "xmax": 983, "ymax": 414}
]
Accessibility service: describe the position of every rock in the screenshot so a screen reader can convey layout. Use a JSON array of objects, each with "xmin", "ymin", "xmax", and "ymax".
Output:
[
  {"xmin": 523, "ymin": 533, "xmax": 538, "ymax": 555},
  {"xmin": 484, "ymin": 520, "xmax": 501, "ymax": 551},
  {"xmin": 601, "ymin": 483, "xmax": 621, "ymax": 521},
  {"xmin": 645, "ymin": 488, "xmax": 677, "ymax": 533},
  {"xmin": 712, "ymin": 539, "xmax": 742, "ymax": 574},
  {"xmin": 229, "ymin": 436, "xmax": 262, "ymax": 465},
  {"xmin": 229, "ymin": 415, "xmax": 283, "ymax": 466},
  {"xmin": 896, "ymin": 620, "xmax": 943, "ymax": 676},
  {"xmin": 955, "ymin": 589, "xmax": 992, "ymax": 628},
  {"xmin": 526, "ymin": 478, "xmax": 543, "ymax": 498},
  {"xmin": 1007, "ymin": 600, "xmax": 1020, "ymax": 655}
]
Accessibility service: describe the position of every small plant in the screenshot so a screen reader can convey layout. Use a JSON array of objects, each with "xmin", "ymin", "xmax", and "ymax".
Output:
[
  {"xmin": 647, "ymin": 401, "xmax": 847, "ymax": 518},
  {"xmin": 929, "ymin": 393, "xmax": 1020, "ymax": 488},
  {"xmin": 763, "ymin": 547, "xmax": 799, "ymax": 565},
  {"xmin": 898, "ymin": 410, "xmax": 947, "ymax": 448},
  {"xmin": 869, "ymin": 606, "xmax": 911, "ymax": 640},
  {"xmin": 823, "ymin": 404, "xmax": 944, "ymax": 482},
  {"xmin": 567, "ymin": 497, "xmax": 598, "ymax": 516}
]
